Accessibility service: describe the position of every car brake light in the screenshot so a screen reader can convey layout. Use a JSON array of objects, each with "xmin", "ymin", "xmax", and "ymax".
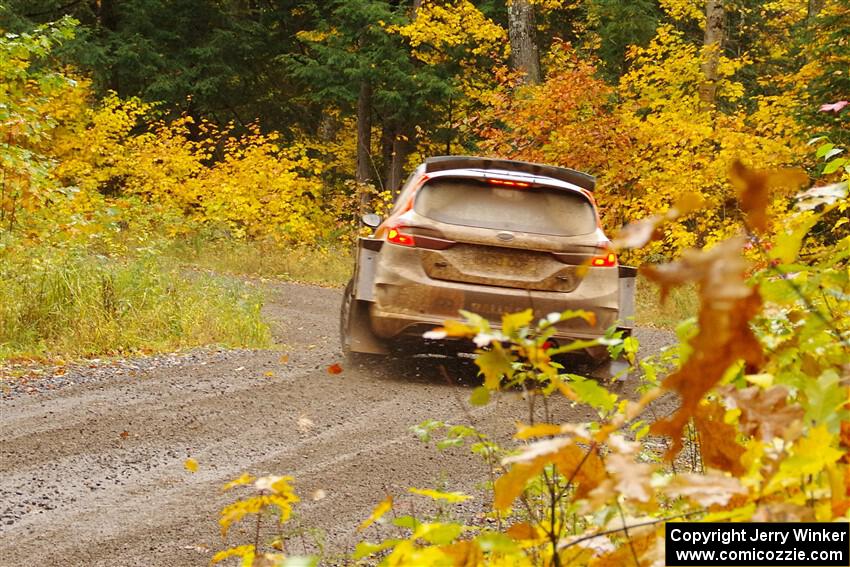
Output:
[
  {"xmin": 387, "ymin": 226, "xmax": 415, "ymax": 247},
  {"xmin": 590, "ymin": 252, "xmax": 618, "ymax": 267},
  {"xmin": 487, "ymin": 179, "xmax": 531, "ymax": 188}
]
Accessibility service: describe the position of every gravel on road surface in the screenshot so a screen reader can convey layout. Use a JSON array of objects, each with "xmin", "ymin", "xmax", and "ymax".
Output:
[{"xmin": 0, "ymin": 281, "xmax": 674, "ymax": 566}]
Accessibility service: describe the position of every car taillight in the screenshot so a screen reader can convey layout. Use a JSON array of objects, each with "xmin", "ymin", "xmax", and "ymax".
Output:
[
  {"xmin": 590, "ymin": 251, "xmax": 618, "ymax": 267},
  {"xmin": 387, "ymin": 226, "xmax": 415, "ymax": 247}
]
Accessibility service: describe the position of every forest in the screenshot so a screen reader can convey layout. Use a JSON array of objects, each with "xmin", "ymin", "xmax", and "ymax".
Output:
[{"xmin": 1, "ymin": 0, "xmax": 849, "ymax": 566}]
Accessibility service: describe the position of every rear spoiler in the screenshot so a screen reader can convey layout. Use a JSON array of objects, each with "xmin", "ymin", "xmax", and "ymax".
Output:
[{"xmin": 425, "ymin": 156, "xmax": 596, "ymax": 192}]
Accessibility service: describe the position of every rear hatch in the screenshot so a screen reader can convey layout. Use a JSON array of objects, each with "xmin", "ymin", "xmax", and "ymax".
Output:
[{"xmin": 410, "ymin": 176, "xmax": 609, "ymax": 291}]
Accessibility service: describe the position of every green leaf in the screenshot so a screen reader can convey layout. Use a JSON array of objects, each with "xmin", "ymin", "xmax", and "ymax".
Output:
[
  {"xmin": 475, "ymin": 345, "xmax": 514, "ymax": 389},
  {"xmin": 815, "ymin": 142, "xmax": 835, "ymax": 158},
  {"xmin": 566, "ymin": 374, "xmax": 618, "ymax": 412},
  {"xmin": 392, "ymin": 515, "xmax": 418, "ymax": 529},
  {"xmin": 769, "ymin": 215, "xmax": 820, "ymax": 265},
  {"xmin": 470, "ymin": 385, "xmax": 490, "ymax": 406},
  {"xmin": 436, "ymin": 437, "xmax": 464, "ymax": 449},
  {"xmin": 804, "ymin": 370, "xmax": 849, "ymax": 432},
  {"xmin": 477, "ymin": 531, "xmax": 520, "ymax": 553},
  {"xmin": 413, "ymin": 522, "xmax": 465, "ymax": 545},
  {"xmin": 410, "ymin": 419, "xmax": 443, "ymax": 442},
  {"xmin": 353, "ymin": 540, "xmax": 399, "ymax": 559},
  {"xmin": 823, "ymin": 157, "xmax": 846, "ymax": 174}
]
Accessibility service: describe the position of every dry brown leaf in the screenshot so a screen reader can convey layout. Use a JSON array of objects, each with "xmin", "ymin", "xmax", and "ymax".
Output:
[
  {"xmin": 752, "ymin": 502, "xmax": 815, "ymax": 522},
  {"xmin": 605, "ymin": 452, "xmax": 656, "ymax": 503},
  {"xmin": 588, "ymin": 529, "xmax": 663, "ymax": 567},
  {"xmin": 612, "ymin": 192, "xmax": 705, "ymax": 250},
  {"xmin": 730, "ymin": 161, "xmax": 808, "ymax": 233},
  {"xmin": 645, "ymin": 237, "xmax": 763, "ymax": 458},
  {"xmin": 720, "ymin": 385, "xmax": 804, "ymax": 441},
  {"xmin": 612, "ymin": 214, "xmax": 664, "ymax": 249},
  {"xmin": 665, "ymin": 472, "xmax": 747, "ymax": 507},
  {"xmin": 297, "ymin": 414, "xmax": 315, "ymax": 433},
  {"xmin": 693, "ymin": 402, "xmax": 746, "ymax": 475},
  {"xmin": 119, "ymin": 430, "xmax": 129, "ymax": 439}
]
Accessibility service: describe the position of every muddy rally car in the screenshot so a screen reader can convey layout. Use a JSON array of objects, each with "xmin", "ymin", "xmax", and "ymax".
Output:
[{"xmin": 340, "ymin": 156, "xmax": 636, "ymax": 366}]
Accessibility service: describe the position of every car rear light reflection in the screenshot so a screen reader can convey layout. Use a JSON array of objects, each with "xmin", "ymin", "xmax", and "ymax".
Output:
[
  {"xmin": 387, "ymin": 226, "xmax": 416, "ymax": 247},
  {"xmin": 590, "ymin": 252, "xmax": 618, "ymax": 267},
  {"xmin": 487, "ymin": 179, "xmax": 531, "ymax": 188}
]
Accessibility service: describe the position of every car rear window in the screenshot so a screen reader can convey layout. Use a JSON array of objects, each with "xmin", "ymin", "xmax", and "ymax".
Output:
[{"xmin": 414, "ymin": 178, "xmax": 597, "ymax": 236}]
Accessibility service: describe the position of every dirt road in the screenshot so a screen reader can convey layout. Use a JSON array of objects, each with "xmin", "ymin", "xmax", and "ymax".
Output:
[{"xmin": 0, "ymin": 282, "xmax": 672, "ymax": 566}]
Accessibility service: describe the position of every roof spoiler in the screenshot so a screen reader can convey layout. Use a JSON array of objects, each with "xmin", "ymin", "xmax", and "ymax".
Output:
[{"xmin": 424, "ymin": 155, "xmax": 596, "ymax": 192}]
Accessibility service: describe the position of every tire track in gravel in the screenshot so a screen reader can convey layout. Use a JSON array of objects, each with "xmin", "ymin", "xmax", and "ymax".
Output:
[{"xmin": 0, "ymin": 282, "xmax": 674, "ymax": 566}]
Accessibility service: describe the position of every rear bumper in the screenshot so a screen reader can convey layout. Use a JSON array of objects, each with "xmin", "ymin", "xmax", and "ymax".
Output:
[{"xmin": 368, "ymin": 246, "xmax": 620, "ymax": 345}]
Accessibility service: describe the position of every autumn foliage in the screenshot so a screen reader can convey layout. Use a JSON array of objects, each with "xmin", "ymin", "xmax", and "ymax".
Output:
[{"xmin": 3, "ymin": 3, "xmax": 850, "ymax": 566}]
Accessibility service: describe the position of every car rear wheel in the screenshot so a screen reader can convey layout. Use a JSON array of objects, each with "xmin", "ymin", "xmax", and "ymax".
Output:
[{"xmin": 340, "ymin": 279, "xmax": 356, "ymax": 356}]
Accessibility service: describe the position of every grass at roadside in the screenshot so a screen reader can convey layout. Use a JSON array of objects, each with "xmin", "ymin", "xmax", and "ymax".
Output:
[
  {"xmin": 635, "ymin": 276, "xmax": 698, "ymax": 330},
  {"xmin": 166, "ymin": 239, "xmax": 352, "ymax": 286},
  {"xmin": 0, "ymin": 245, "xmax": 271, "ymax": 362}
]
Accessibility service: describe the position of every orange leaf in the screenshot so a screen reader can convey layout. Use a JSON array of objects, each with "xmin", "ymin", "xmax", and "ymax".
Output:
[
  {"xmin": 645, "ymin": 237, "xmax": 763, "ymax": 458},
  {"xmin": 494, "ymin": 458, "xmax": 548, "ymax": 511},
  {"xmin": 729, "ymin": 161, "xmax": 808, "ymax": 233},
  {"xmin": 506, "ymin": 522, "xmax": 543, "ymax": 541},
  {"xmin": 694, "ymin": 402, "xmax": 746, "ymax": 476},
  {"xmin": 327, "ymin": 363, "xmax": 343, "ymax": 375},
  {"xmin": 551, "ymin": 443, "xmax": 605, "ymax": 499}
]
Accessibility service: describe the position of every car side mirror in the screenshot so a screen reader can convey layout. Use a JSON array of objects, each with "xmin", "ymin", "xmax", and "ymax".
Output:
[{"xmin": 362, "ymin": 213, "xmax": 382, "ymax": 228}]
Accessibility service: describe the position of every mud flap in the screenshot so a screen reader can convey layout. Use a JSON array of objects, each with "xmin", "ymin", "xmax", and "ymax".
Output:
[
  {"xmin": 347, "ymin": 238, "xmax": 389, "ymax": 355},
  {"xmin": 617, "ymin": 265, "xmax": 637, "ymax": 332}
]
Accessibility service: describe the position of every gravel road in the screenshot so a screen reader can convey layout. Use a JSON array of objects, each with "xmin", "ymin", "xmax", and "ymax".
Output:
[{"xmin": 0, "ymin": 282, "xmax": 673, "ymax": 566}]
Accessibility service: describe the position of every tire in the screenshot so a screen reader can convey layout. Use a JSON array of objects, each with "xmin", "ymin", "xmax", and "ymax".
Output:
[{"xmin": 340, "ymin": 279, "xmax": 355, "ymax": 356}]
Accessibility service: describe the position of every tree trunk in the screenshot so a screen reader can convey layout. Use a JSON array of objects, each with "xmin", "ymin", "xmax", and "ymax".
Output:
[
  {"xmin": 699, "ymin": 0, "xmax": 725, "ymax": 108},
  {"xmin": 356, "ymin": 80, "xmax": 373, "ymax": 187},
  {"xmin": 94, "ymin": 0, "xmax": 120, "ymax": 92},
  {"xmin": 807, "ymin": 0, "xmax": 825, "ymax": 24},
  {"xmin": 388, "ymin": 132, "xmax": 414, "ymax": 195},
  {"xmin": 507, "ymin": 0, "xmax": 541, "ymax": 84},
  {"xmin": 381, "ymin": 122, "xmax": 395, "ymax": 189}
]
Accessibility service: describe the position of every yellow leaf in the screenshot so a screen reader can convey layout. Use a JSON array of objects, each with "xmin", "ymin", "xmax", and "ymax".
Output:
[
  {"xmin": 494, "ymin": 459, "xmax": 547, "ymax": 511},
  {"xmin": 501, "ymin": 309, "xmax": 533, "ymax": 336},
  {"xmin": 408, "ymin": 488, "xmax": 472, "ymax": 502},
  {"xmin": 475, "ymin": 344, "xmax": 513, "ymax": 389},
  {"xmin": 766, "ymin": 425, "xmax": 844, "ymax": 494},
  {"xmin": 358, "ymin": 495, "xmax": 393, "ymax": 532},
  {"xmin": 223, "ymin": 473, "xmax": 255, "ymax": 491},
  {"xmin": 514, "ymin": 423, "xmax": 566, "ymax": 439},
  {"xmin": 184, "ymin": 458, "xmax": 198, "ymax": 473},
  {"xmin": 211, "ymin": 545, "xmax": 255, "ymax": 565}
]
